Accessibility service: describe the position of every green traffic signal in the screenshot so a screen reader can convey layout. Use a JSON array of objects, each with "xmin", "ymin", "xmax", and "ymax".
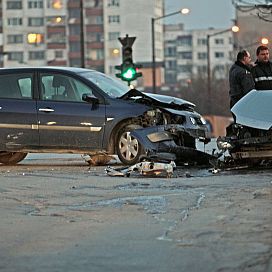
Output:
[{"xmin": 122, "ymin": 67, "xmax": 136, "ymax": 80}]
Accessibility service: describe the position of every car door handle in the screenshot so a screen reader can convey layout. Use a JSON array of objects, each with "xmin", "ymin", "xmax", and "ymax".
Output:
[{"xmin": 39, "ymin": 108, "xmax": 55, "ymax": 112}]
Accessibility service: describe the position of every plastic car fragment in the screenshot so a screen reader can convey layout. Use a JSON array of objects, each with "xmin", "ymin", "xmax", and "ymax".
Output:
[{"xmin": 105, "ymin": 160, "xmax": 176, "ymax": 178}]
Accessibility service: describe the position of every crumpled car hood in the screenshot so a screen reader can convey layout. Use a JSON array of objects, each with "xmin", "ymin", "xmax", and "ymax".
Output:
[
  {"xmin": 120, "ymin": 89, "xmax": 195, "ymax": 110},
  {"xmin": 232, "ymin": 89, "xmax": 272, "ymax": 130}
]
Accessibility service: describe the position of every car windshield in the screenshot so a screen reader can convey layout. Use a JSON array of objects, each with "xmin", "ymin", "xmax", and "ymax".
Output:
[{"xmin": 81, "ymin": 71, "xmax": 129, "ymax": 98}]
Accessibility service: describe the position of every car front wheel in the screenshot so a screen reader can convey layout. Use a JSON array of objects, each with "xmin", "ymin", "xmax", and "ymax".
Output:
[
  {"xmin": 116, "ymin": 124, "xmax": 144, "ymax": 165},
  {"xmin": 0, "ymin": 152, "xmax": 28, "ymax": 165}
]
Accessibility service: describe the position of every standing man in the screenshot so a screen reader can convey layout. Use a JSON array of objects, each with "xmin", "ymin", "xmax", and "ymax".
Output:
[
  {"xmin": 229, "ymin": 50, "xmax": 255, "ymax": 108},
  {"xmin": 251, "ymin": 45, "xmax": 272, "ymax": 90}
]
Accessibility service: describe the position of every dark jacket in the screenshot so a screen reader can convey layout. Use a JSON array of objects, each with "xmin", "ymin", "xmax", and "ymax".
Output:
[
  {"xmin": 229, "ymin": 61, "xmax": 255, "ymax": 107},
  {"xmin": 251, "ymin": 61, "xmax": 272, "ymax": 90}
]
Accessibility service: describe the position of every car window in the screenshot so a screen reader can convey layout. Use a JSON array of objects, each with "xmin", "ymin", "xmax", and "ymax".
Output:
[
  {"xmin": 81, "ymin": 71, "xmax": 129, "ymax": 98},
  {"xmin": 18, "ymin": 78, "xmax": 32, "ymax": 98},
  {"xmin": 40, "ymin": 73, "xmax": 93, "ymax": 102},
  {"xmin": 0, "ymin": 73, "xmax": 33, "ymax": 99}
]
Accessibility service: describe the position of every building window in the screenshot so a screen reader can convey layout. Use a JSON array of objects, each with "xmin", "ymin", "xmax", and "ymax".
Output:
[
  {"xmin": 197, "ymin": 38, "xmax": 207, "ymax": 45},
  {"xmin": 47, "ymin": 33, "xmax": 66, "ymax": 43},
  {"xmin": 165, "ymin": 60, "xmax": 176, "ymax": 69},
  {"xmin": 28, "ymin": 0, "xmax": 43, "ymax": 8},
  {"xmin": 109, "ymin": 32, "xmax": 120, "ymax": 41},
  {"xmin": 215, "ymin": 38, "xmax": 224, "ymax": 45},
  {"xmin": 177, "ymin": 36, "xmax": 192, "ymax": 46},
  {"xmin": 108, "ymin": 15, "xmax": 120, "ymax": 23},
  {"xmin": 85, "ymin": 16, "xmax": 103, "ymax": 25},
  {"xmin": 88, "ymin": 49, "xmax": 104, "ymax": 60},
  {"xmin": 165, "ymin": 47, "xmax": 176, "ymax": 57},
  {"xmin": 47, "ymin": 0, "xmax": 63, "ymax": 9},
  {"xmin": 214, "ymin": 65, "xmax": 225, "ymax": 72},
  {"xmin": 7, "ymin": 18, "xmax": 23, "ymax": 26},
  {"xmin": 7, "ymin": 1, "xmax": 22, "ymax": 9},
  {"xmin": 29, "ymin": 51, "xmax": 45, "ymax": 60},
  {"xmin": 86, "ymin": 32, "xmax": 104, "ymax": 42},
  {"xmin": 55, "ymin": 50, "xmax": 63, "ymax": 58},
  {"xmin": 178, "ymin": 65, "xmax": 192, "ymax": 73},
  {"xmin": 28, "ymin": 17, "xmax": 44, "ymax": 26},
  {"xmin": 88, "ymin": 0, "xmax": 103, "ymax": 8},
  {"xmin": 69, "ymin": 8, "xmax": 80, "ymax": 19},
  {"xmin": 46, "ymin": 16, "xmax": 65, "ymax": 25},
  {"xmin": 70, "ymin": 42, "xmax": 80, "ymax": 52},
  {"xmin": 8, "ymin": 52, "xmax": 24, "ymax": 63},
  {"xmin": 27, "ymin": 33, "xmax": 44, "ymax": 44},
  {"xmin": 197, "ymin": 52, "xmax": 207, "ymax": 60},
  {"xmin": 69, "ymin": 58, "xmax": 81, "ymax": 67},
  {"xmin": 165, "ymin": 73, "xmax": 177, "ymax": 84},
  {"xmin": 69, "ymin": 25, "xmax": 80, "ymax": 35},
  {"xmin": 179, "ymin": 51, "xmax": 192, "ymax": 60},
  {"xmin": 108, "ymin": 0, "xmax": 120, "ymax": 7},
  {"xmin": 197, "ymin": 65, "xmax": 207, "ymax": 73},
  {"xmin": 215, "ymin": 52, "xmax": 224, "ymax": 58},
  {"xmin": 7, "ymin": 35, "xmax": 23, "ymax": 44}
]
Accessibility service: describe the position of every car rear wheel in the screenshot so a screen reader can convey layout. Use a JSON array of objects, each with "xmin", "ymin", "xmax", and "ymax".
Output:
[
  {"xmin": 0, "ymin": 152, "xmax": 28, "ymax": 165},
  {"xmin": 116, "ymin": 124, "xmax": 144, "ymax": 165}
]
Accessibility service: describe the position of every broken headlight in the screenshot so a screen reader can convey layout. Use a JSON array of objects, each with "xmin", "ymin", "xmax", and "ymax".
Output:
[{"xmin": 190, "ymin": 116, "xmax": 197, "ymax": 125}]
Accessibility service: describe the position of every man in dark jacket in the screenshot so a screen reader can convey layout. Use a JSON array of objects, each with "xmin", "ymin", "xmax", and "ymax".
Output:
[
  {"xmin": 251, "ymin": 45, "xmax": 272, "ymax": 90},
  {"xmin": 229, "ymin": 50, "xmax": 255, "ymax": 108}
]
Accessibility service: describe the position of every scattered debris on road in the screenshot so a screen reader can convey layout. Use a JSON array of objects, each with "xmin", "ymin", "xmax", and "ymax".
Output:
[
  {"xmin": 105, "ymin": 160, "xmax": 176, "ymax": 178},
  {"xmin": 82, "ymin": 153, "xmax": 117, "ymax": 166}
]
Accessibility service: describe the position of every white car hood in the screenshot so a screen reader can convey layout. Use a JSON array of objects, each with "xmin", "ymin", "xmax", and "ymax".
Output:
[{"xmin": 231, "ymin": 89, "xmax": 272, "ymax": 130}]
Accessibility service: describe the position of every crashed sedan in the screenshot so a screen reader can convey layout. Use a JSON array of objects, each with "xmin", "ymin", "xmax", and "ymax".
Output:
[
  {"xmin": 0, "ymin": 67, "xmax": 210, "ymax": 165},
  {"xmin": 217, "ymin": 89, "xmax": 272, "ymax": 167}
]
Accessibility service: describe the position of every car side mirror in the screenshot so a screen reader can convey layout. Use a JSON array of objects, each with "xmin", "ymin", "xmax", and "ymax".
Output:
[{"xmin": 82, "ymin": 93, "xmax": 99, "ymax": 104}]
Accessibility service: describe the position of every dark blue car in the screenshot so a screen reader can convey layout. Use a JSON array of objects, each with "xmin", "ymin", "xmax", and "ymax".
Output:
[{"xmin": 0, "ymin": 67, "xmax": 209, "ymax": 165}]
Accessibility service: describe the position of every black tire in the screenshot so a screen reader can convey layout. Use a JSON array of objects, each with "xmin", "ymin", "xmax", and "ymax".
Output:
[
  {"xmin": 116, "ymin": 124, "xmax": 145, "ymax": 165},
  {"xmin": 0, "ymin": 152, "xmax": 28, "ymax": 165}
]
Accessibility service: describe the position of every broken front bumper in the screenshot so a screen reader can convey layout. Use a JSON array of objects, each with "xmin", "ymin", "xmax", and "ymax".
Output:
[{"xmin": 131, "ymin": 125, "xmax": 213, "ymax": 165}]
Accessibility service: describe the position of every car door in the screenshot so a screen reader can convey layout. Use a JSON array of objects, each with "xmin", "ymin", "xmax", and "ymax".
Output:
[
  {"xmin": 37, "ymin": 72, "xmax": 106, "ymax": 150},
  {"xmin": 0, "ymin": 71, "xmax": 39, "ymax": 151}
]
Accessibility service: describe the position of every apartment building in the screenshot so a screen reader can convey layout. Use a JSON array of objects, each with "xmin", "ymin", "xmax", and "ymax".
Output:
[
  {"xmin": 0, "ymin": 0, "xmax": 104, "ymax": 71},
  {"xmin": 164, "ymin": 24, "xmax": 235, "ymax": 87}
]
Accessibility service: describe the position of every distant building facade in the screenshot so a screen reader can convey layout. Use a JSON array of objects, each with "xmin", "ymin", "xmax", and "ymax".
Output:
[{"xmin": 164, "ymin": 24, "xmax": 235, "ymax": 87}]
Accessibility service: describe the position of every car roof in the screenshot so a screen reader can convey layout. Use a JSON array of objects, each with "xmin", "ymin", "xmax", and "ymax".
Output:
[{"xmin": 0, "ymin": 66, "xmax": 96, "ymax": 75}]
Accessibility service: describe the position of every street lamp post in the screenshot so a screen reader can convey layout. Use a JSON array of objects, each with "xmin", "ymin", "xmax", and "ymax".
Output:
[
  {"xmin": 206, "ymin": 26, "xmax": 239, "ymax": 111},
  {"xmin": 151, "ymin": 8, "xmax": 189, "ymax": 93},
  {"xmin": 80, "ymin": 0, "xmax": 85, "ymax": 68}
]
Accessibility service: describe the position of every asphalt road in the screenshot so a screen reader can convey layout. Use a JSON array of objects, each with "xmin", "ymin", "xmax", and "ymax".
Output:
[{"xmin": 0, "ymin": 154, "xmax": 271, "ymax": 272}]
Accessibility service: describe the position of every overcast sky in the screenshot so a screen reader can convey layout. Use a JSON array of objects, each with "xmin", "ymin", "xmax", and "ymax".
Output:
[{"xmin": 165, "ymin": 0, "xmax": 236, "ymax": 29}]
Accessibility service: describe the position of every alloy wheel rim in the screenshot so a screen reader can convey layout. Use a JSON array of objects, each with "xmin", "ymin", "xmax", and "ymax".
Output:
[{"xmin": 119, "ymin": 131, "xmax": 139, "ymax": 161}]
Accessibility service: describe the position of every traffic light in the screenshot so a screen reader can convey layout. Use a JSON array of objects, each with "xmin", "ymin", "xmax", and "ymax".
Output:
[
  {"xmin": 122, "ymin": 43, "xmax": 133, "ymax": 67},
  {"xmin": 115, "ymin": 34, "xmax": 143, "ymax": 84}
]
